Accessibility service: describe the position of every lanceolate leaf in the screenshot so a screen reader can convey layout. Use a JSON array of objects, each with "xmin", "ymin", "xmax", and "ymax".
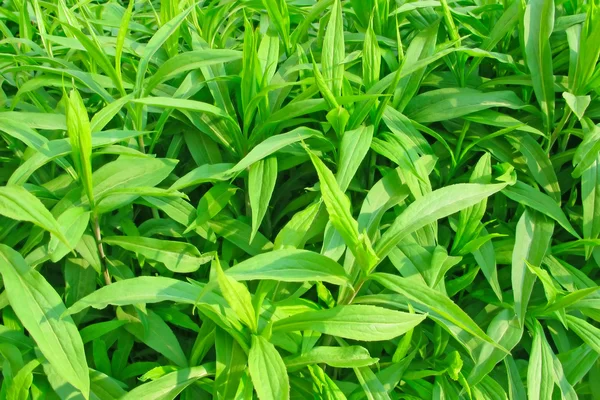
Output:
[
  {"xmin": 65, "ymin": 87, "xmax": 95, "ymax": 207},
  {"xmin": 582, "ymin": 155, "xmax": 600, "ymax": 258},
  {"xmin": 337, "ymin": 125, "xmax": 374, "ymax": 192},
  {"xmin": 368, "ymin": 273, "xmax": 507, "ymax": 353},
  {"xmin": 528, "ymin": 320, "xmax": 555, "ymax": 400},
  {"xmin": 284, "ymin": 346, "xmax": 377, "ymax": 370},
  {"xmin": 322, "ymin": 0, "xmax": 344, "ymax": 97},
  {"xmin": 0, "ymin": 186, "xmax": 70, "ymax": 246},
  {"xmin": 523, "ymin": 0, "xmax": 555, "ymax": 133},
  {"xmin": 225, "ymin": 249, "xmax": 350, "ymax": 285},
  {"xmin": 307, "ymin": 149, "xmax": 378, "ymax": 273},
  {"xmin": 506, "ymin": 133, "xmax": 561, "ymax": 202},
  {"xmin": 194, "ymin": 182, "xmax": 238, "ymax": 228},
  {"xmin": 273, "ymin": 304, "xmax": 425, "ymax": 341},
  {"xmin": 375, "ymin": 183, "xmax": 507, "ymax": 262},
  {"xmin": 404, "ymin": 88, "xmax": 529, "ymax": 123},
  {"xmin": 66, "ymin": 277, "xmax": 208, "ymax": 315},
  {"xmin": 103, "ymin": 236, "xmax": 213, "ymax": 273},
  {"xmin": 214, "ymin": 258, "xmax": 257, "ymax": 333},
  {"xmin": 228, "ymin": 127, "xmax": 324, "ymax": 175},
  {"xmin": 135, "ymin": 5, "xmax": 194, "ymax": 92},
  {"xmin": 469, "ymin": 309, "xmax": 523, "ymax": 385},
  {"xmin": 248, "ymin": 335, "xmax": 290, "ymax": 400},
  {"xmin": 0, "ymin": 245, "xmax": 89, "ymax": 397},
  {"xmin": 215, "ymin": 328, "xmax": 247, "ymax": 399},
  {"xmin": 249, "ymin": 156, "xmax": 278, "ymax": 241},
  {"xmin": 565, "ymin": 315, "xmax": 600, "ymax": 355},
  {"xmin": 503, "ymin": 181, "xmax": 579, "ymax": 238},
  {"xmin": 512, "ymin": 210, "xmax": 554, "ymax": 325},
  {"xmin": 124, "ymin": 310, "xmax": 188, "ymax": 368},
  {"xmin": 121, "ymin": 364, "xmax": 216, "ymax": 400}
]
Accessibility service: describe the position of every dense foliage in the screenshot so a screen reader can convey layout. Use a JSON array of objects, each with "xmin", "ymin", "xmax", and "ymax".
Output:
[{"xmin": 1, "ymin": 0, "xmax": 600, "ymax": 398}]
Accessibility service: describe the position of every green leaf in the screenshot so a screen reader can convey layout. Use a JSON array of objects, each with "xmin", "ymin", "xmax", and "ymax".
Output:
[
  {"xmin": 353, "ymin": 365, "xmax": 391, "ymax": 400},
  {"xmin": 248, "ymin": 335, "xmax": 290, "ymax": 400},
  {"xmin": 62, "ymin": 24, "xmax": 124, "ymax": 95},
  {"xmin": 551, "ymin": 350, "xmax": 578, "ymax": 400},
  {"xmin": 357, "ymin": 167, "xmax": 410, "ymax": 239},
  {"xmin": 453, "ymin": 153, "xmax": 493, "ymax": 253},
  {"xmin": 503, "ymin": 181, "xmax": 579, "ymax": 238},
  {"xmin": 573, "ymin": 122, "xmax": 600, "ymax": 179},
  {"xmin": 512, "ymin": 210, "xmax": 554, "ymax": 324},
  {"xmin": 307, "ymin": 364, "xmax": 348, "ymax": 400},
  {"xmin": 225, "ymin": 249, "xmax": 350, "ymax": 286},
  {"xmin": 170, "ymin": 163, "xmax": 233, "ymax": 191},
  {"xmin": 392, "ymin": 23, "xmax": 438, "ymax": 111},
  {"xmin": 132, "ymin": 97, "xmax": 233, "ymax": 121},
  {"xmin": 66, "ymin": 276, "xmax": 204, "ymax": 315},
  {"xmin": 337, "ymin": 125, "xmax": 373, "ymax": 192},
  {"xmin": 0, "ymin": 115, "xmax": 51, "ymax": 151},
  {"xmin": 229, "ymin": 127, "xmax": 324, "ymax": 175},
  {"xmin": 135, "ymin": 5, "xmax": 194, "ymax": 93},
  {"xmin": 121, "ymin": 364, "xmax": 215, "ymax": 400},
  {"xmin": 262, "ymin": 0, "xmax": 291, "ymax": 54},
  {"xmin": 65, "ymin": 276, "xmax": 245, "ymax": 346},
  {"xmin": 375, "ymin": 183, "xmax": 507, "ymax": 262},
  {"xmin": 506, "ymin": 133, "xmax": 561, "ymax": 202},
  {"xmin": 472, "ymin": 227, "xmax": 503, "ymax": 301},
  {"xmin": 73, "ymin": 157, "xmax": 177, "ymax": 215},
  {"xmin": 214, "ymin": 258, "xmax": 257, "ymax": 333},
  {"xmin": 6, "ymin": 359, "xmax": 40, "ymax": 400},
  {"xmin": 0, "ymin": 186, "xmax": 70, "ymax": 247},
  {"xmin": 582, "ymin": 155, "xmax": 600, "ymax": 258},
  {"xmin": 123, "ymin": 309, "xmax": 188, "ymax": 368},
  {"xmin": 80, "ymin": 320, "xmax": 127, "ymax": 344},
  {"xmin": 145, "ymin": 49, "xmax": 242, "ymax": 95},
  {"xmin": 48, "ymin": 206, "xmax": 90, "ymax": 263},
  {"xmin": 363, "ymin": 19, "xmax": 380, "ymax": 90},
  {"xmin": 527, "ymin": 320, "xmax": 555, "ymax": 400},
  {"xmin": 249, "ymin": 156, "xmax": 278, "ymax": 241},
  {"xmin": 566, "ymin": 315, "xmax": 600, "ymax": 355},
  {"xmin": 208, "ymin": 216, "xmax": 274, "ymax": 256},
  {"xmin": 368, "ymin": 273, "xmax": 507, "ymax": 354},
  {"xmin": 0, "ymin": 245, "xmax": 89, "ymax": 397},
  {"xmin": 526, "ymin": 260, "xmax": 561, "ymax": 305},
  {"xmin": 193, "ymin": 183, "xmax": 238, "ymax": 228},
  {"xmin": 8, "ymin": 129, "xmax": 147, "ymax": 186},
  {"xmin": 404, "ymin": 88, "xmax": 529, "ymax": 123},
  {"xmin": 563, "ymin": 92, "xmax": 591, "ymax": 120},
  {"xmin": 284, "ymin": 346, "xmax": 377, "ymax": 371},
  {"xmin": 322, "ymin": 0, "xmax": 344, "ymax": 97},
  {"xmin": 65, "ymin": 88, "xmax": 95, "ymax": 206},
  {"xmin": 273, "ymin": 304, "xmax": 425, "ymax": 341},
  {"xmin": 468, "ymin": 309, "xmax": 523, "ymax": 385},
  {"xmin": 90, "ymin": 368, "xmax": 128, "ymax": 399},
  {"xmin": 524, "ymin": 0, "xmax": 555, "ymax": 133},
  {"xmin": 505, "ymin": 356, "xmax": 527, "ymax": 400},
  {"xmin": 103, "ymin": 236, "xmax": 213, "ymax": 273},
  {"xmin": 307, "ymin": 149, "xmax": 378, "ymax": 273},
  {"xmin": 215, "ymin": 329, "xmax": 247, "ymax": 399}
]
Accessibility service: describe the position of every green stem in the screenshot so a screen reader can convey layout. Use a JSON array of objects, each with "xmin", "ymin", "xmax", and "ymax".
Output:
[
  {"xmin": 134, "ymin": 104, "xmax": 146, "ymax": 153},
  {"xmin": 454, "ymin": 121, "xmax": 469, "ymax": 164},
  {"xmin": 547, "ymin": 109, "xmax": 571, "ymax": 153},
  {"xmin": 93, "ymin": 213, "xmax": 111, "ymax": 285}
]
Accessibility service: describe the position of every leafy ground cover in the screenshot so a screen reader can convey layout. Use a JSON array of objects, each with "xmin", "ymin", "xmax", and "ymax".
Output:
[{"xmin": 0, "ymin": 0, "xmax": 600, "ymax": 398}]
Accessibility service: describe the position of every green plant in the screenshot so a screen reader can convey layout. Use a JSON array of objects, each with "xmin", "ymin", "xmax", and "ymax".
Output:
[{"xmin": 0, "ymin": 0, "xmax": 599, "ymax": 398}]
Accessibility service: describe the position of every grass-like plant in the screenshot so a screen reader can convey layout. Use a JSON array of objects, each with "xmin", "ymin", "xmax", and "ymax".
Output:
[{"xmin": 0, "ymin": 0, "xmax": 599, "ymax": 398}]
